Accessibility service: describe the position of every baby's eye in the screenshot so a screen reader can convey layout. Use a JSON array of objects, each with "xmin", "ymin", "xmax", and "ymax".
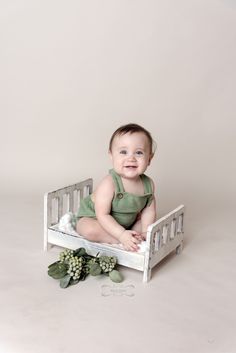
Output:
[
  {"xmin": 136, "ymin": 151, "xmax": 144, "ymax": 156},
  {"xmin": 120, "ymin": 150, "xmax": 127, "ymax": 155}
]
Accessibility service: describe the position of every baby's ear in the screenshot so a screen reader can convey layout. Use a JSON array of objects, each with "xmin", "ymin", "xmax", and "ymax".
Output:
[
  {"xmin": 108, "ymin": 150, "xmax": 113, "ymax": 161},
  {"xmin": 148, "ymin": 153, "xmax": 154, "ymax": 165}
]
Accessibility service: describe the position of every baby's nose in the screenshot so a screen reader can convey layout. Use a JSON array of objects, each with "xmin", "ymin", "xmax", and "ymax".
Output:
[{"xmin": 127, "ymin": 153, "xmax": 136, "ymax": 160}]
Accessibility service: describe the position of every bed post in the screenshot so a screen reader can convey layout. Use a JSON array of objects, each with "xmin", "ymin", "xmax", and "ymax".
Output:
[
  {"xmin": 44, "ymin": 192, "xmax": 51, "ymax": 251},
  {"xmin": 143, "ymin": 226, "xmax": 153, "ymax": 283}
]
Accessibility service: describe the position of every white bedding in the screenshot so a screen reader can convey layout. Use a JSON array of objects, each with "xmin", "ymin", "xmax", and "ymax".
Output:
[{"xmin": 51, "ymin": 212, "xmax": 147, "ymax": 253}]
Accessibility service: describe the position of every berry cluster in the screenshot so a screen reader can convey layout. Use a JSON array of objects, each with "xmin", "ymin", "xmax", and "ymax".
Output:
[
  {"xmin": 59, "ymin": 249, "xmax": 74, "ymax": 263},
  {"xmin": 67, "ymin": 256, "xmax": 84, "ymax": 280},
  {"xmin": 99, "ymin": 256, "xmax": 116, "ymax": 273}
]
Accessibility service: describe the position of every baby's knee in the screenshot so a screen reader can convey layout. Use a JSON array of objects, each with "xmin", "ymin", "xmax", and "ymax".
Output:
[
  {"xmin": 83, "ymin": 227, "xmax": 98, "ymax": 241},
  {"xmin": 76, "ymin": 219, "xmax": 97, "ymax": 240}
]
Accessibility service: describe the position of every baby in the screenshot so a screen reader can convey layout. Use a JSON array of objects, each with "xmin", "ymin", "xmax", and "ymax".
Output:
[{"xmin": 76, "ymin": 123, "xmax": 157, "ymax": 252}]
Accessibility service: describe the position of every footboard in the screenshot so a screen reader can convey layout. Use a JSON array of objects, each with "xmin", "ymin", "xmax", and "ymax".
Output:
[
  {"xmin": 44, "ymin": 179, "xmax": 93, "ymax": 250},
  {"xmin": 143, "ymin": 205, "xmax": 185, "ymax": 282}
]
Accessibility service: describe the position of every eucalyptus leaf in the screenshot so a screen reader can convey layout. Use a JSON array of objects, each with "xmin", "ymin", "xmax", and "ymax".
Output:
[
  {"xmin": 48, "ymin": 261, "xmax": 60, "ymax": 269},
  {"xmin": 109, "ymin": 270, "xmax": 123, "ymax": 283},
  {"xmin": 60, "ymin": 275, "xmax": 71, "ymax": 288},
  {"xmin": 74, "ymin": 248, "xmax": 87, "ymax": 257},
  {"xmin": 90, "ymin": 263, "xmax": 102, "ymax": 276},
  {"xmin": 69, "ymin": 278, "xmax": 80, "ymax": 286},
  {"xmin": 48, "ymin": 264, "xmax": 64, "ymax": 275},
  {"xmin": 48, "ymin": 266, "xmax": 60, "ymax": 276},
  {"xmin": 48, "ymin": 264, "xmax": 61, "ymax": 276},
  {"xmin": 48, "ymin": 263, "xmax": 68, "ymax": 279},
  {"xmin": 49, "ymin": 269, "xmax": 68, "ymax": 279},
  {"xmin": 48, "ymin": 262, "xmax": 66, "ymax": 273}
]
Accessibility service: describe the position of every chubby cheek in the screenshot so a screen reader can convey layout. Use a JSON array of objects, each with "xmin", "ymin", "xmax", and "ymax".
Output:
[
  {"xmin": 114, "ymin": 156, "xmax": 125, "ymax": 165},
  {"xmin": 140, "ymin": 160, "xmax": 150, "ymax": 171},
  {"xmin": 111, "ymin": 158, "xmax": 123, "ymax": 169}
]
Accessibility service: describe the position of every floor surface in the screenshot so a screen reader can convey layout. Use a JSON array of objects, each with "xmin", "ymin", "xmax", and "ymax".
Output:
[{"xmin": 0, "ymin": 195, "xmax": 235, "ymax": 353}]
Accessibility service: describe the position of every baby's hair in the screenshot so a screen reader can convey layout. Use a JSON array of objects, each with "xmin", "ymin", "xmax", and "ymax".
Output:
[{"xmin": 109, "ymin": 123, "xmax": 156, "ymax": 154}]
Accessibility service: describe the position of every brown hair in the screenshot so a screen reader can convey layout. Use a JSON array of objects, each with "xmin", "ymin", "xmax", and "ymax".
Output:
[{"xmin": 109, "ymin": 123, "xmax": 155, "ymax": 154}]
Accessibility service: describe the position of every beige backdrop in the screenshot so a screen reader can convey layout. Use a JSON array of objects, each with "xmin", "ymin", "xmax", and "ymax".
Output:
[
  {"xmin": 1, "ymin": 3, "xmax": 236, "ymax": 353},
  {"xmin": 1, "ymin": 0, "xmax": 235, "ymax": 218}
]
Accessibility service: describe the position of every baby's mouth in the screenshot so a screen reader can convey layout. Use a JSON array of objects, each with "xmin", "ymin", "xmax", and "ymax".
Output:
[{"xmin": 125, "ymin": 166, "xmax": 137, "ymax": 169}]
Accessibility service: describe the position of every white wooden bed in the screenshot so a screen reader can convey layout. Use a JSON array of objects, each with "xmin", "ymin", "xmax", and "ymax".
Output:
[{"xmin": 44, "ymin": 178, "xmax": 185, "ymax": 283}]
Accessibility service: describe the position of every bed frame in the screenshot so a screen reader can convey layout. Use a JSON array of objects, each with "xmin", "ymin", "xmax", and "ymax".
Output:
[{"xmin": 44, "ymin": 178, "xmax": 185, "ymax": 283}]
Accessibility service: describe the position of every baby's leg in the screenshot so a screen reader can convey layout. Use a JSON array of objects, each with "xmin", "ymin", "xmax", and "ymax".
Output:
[{"xmin": 76, "ymin": 217, "xmax": 120, "ymax": 244}]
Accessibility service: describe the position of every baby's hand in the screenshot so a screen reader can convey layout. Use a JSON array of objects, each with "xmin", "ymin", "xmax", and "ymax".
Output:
[
  {"xmin": 119, "ymin": 230, "xmax": 141, "ymax": 252},
  {"xmin": 140, "ymin": 232, "xmax": 147, "ymax": 241}
]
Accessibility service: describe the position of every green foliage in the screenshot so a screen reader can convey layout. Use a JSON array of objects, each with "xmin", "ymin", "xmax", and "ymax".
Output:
[
  {"xmin": 60, "ymin": 274, "xmax": 71, "ymax": 288},
  {"xmin": 48, "ymin": 262, "xmax": 68, "ymax": 279},
  {"xmin": 109, "ymin": 270, "xmax": 124, "ymax": 283},
  {"xmin": 47, "ymin": 248, "xmax": 124, "ymax": 288},
  {"xmin": 89, "ymin": 263, "xmax": 102, "ymax": 276}
]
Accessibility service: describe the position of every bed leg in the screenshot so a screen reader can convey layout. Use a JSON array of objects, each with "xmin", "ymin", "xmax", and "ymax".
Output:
[
  {"xmin": 143, "ymin": 266, "xmax": 152, "ymax": 283},
  {"xmin": 44, "ymin": 230, "xmax": 52, "ymax": 251},
  {"xmin": 143, "ymin": 228, "xmax": 153, "ymax": 283},
  {"xmin": 44, "ymin": 240, "xmax": 53, "ymax": 251},
  {"xmin": 176, "ymin": 240, "xmax": 183, "ymax": 255},
  {"xmin": 44, "ymin": 235, "xmax": 49, "ymax": 251}
]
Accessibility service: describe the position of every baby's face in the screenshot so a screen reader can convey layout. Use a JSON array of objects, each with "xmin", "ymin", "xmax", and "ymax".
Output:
[{"xmin": 109, "ymin": 132, "xmax": 152, "ymax": 179}]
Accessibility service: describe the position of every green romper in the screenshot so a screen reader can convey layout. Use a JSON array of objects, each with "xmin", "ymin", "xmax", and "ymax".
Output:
[{"xmin": 76, "ymin": 169, "xmax": 154, "ymax": 229}]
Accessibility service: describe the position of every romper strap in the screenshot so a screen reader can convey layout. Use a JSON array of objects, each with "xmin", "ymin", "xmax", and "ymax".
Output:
[
  {"xmin": 141, "ymin": 174, "xmax": 154, "ymax": 206},
  {"xmin": 109, "ymin": 169, "xmax": 125, "ymax": 193},
  {"xmin": 141, "ymin": 174, "xmax": 153, "ymax": 194}
]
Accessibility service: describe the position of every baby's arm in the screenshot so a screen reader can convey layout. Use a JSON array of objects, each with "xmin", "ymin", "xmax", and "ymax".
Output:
[
  {"xmin": 94, "ymin": 175, "xmax": 140, "ymax": 251},
  {"xmin": 140, "ymin": 179, "xmax": 157, "ymax": 239}
]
